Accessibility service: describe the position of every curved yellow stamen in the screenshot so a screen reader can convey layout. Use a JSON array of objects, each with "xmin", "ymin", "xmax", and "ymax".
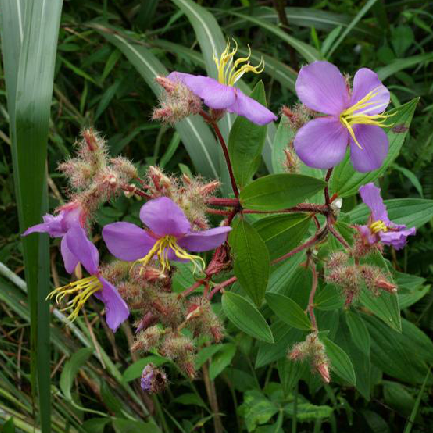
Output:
[
  {"xmin": 214, "ymin": 39, "xmax": 264, "ymax": 86},
  {"xmin": 135, "ymin": 235, "xmax": 205, "ymax": 274},
  {"xmin": 340, "ymin": 86, "xmax": 395, "ymax": 149},
  {"xmin": 46, "ymin": 276, "xmax": 102, "ymax": 321},
  {"xmin": 370, "ymin": 220, "xmax": 388, "ymax": 234}
]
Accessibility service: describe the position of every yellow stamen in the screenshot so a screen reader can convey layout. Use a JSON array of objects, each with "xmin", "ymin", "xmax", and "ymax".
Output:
[
  {"xmin": 46, "ymin": 276, "xmax": 102, "ymax": 321},
  {"xmin": 213, "ymin": 39, "xmax": 264, "ymax": 86},
  {"xmin": 134, "ymin": 235, "xmax": 205, "ymax": 274},
  {"xmin": 370, "ymin": 220, "xmax": 388, "ymax": 234},
  {"xmin": 340, "ymin": 86, "xmax": 395, "ymax": 149}
]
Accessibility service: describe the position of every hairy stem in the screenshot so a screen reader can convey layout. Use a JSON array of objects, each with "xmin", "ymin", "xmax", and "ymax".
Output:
[{"xmin": 308, "ymin": 260, "xmax": 318, "ymax": 331}]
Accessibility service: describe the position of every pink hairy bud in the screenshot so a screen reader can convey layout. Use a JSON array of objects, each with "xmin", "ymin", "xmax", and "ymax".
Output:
[
  {"xmin": 316, "ymin": 362, "xmax": 331, "ymax": 383},
  {"xmin": 155, "ymin": 76, "xmax": 177, "ymax": 93}
]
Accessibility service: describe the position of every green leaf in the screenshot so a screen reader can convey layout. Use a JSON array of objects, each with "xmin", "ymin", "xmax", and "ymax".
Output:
[
  {"xmin": 240, "ymin": 173, "xmax": 326, "ymax": 211},
  {"xmin": 60, "ymin": 348, "xmax": 93, "ymax": 401},
  {"xmin": 348, "ymin": 198, "xmax": 433, "ymax": 229},
  {"xmin": 330, "ymin": 98, "xmax": 418, "ymax": 198},
  {"xmin": 112, "ymin": 419, "xmax": 161, "ymax": 433},
  {"xmin": 229, "ymin": 218, "xmax": 270, "ymax": 306},
  {"xmin": 254, "ymin": 213, "xmax": 311, "ymax": 260},
  {"xmin": 239, "ymin": 390, "xmax": 279, "ymax": 433},
  {"xmin": 377, "ymin": 53, "xmax": 433, "ymax": 80},
  {"xmin": 122, "ymin": 355, "xmax": 168, "ymax": 382},
  {"xmin": 0, "ymin": 1, "xmax": 63, "ymax": 431},
  {"xmin": 278, "ymin": 358, "xmax": 307, "ymax": 395},
  {"xmin": 173, "ymin": 393, "xmax": 208, "ymax": 409},
  {"xmin": 345, "ymin": 310, "xmax": 370, "ymax": 355},
  {"xmin": 271, "ymin": 120, "xmax": 295, "ymax": 174},
  {"xmin": 83, "ymin": 418, "xmax": 111, "ymax": 433},
  {"xmin": 383, "ymin": 381, "xmax": 415, "ymax": 417},
  {"xmin": 365, "ymin": 316, "xmax": 433, "ymax": 384},
  {"xmin": 228, "ymin": 81, "xmax": 268, "ymax": 188},
  {"xmin": 222, "ymin": 292, "xmax": 274, "ymax": 343},
  {"xmin": 1, "ymin": 418, "xmax": 16, "ymax": 433},
  {"xmin": 323, "ymin": 338, "xmax": 356, "ymax": 386},
  {"xmin": 92, "ymin": 23, "xmax": 221, "ymax": 179},
  {"xmin": 209, "ymin": 343, "xmax": 236, "ymax": 380},
  {"xmin": 266, "ymin": 293, "xmax": 311, "ymax": 331}
]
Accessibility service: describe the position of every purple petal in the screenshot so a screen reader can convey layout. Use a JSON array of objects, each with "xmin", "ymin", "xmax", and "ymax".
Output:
[
  {"xmin": 66, "ymin": 225, "xmax": 99, "ymax": 275},
  {"xmin": 359, "ymin": 183, "xmax": 389, "ymax": 222},
  {"xmin": 227, "ymin": 89, "xmax": 277, "ymax": 125},
  {"xmin": 103, "ymin": 222, "xmax": 156, "ymax": 261},
  {"xmin": 168, "ymin": 72, "xmax": 236, "ymax": 109},
  {"xmin": 356, "ymin": 224, "xmax": 378, "ymax": 245},
  {"xmin": 61, "ymin": 233, "xmax": 79, "ymax": 274},
  {"xmin": 96, "ymin": 277, "xmax": 130, "ymax": 332},
  {"xmin": 349, "ymin": 124, "xmax": 388, "ymax": 172},
  {"xmin": 22, "ymin": 214, "xmax": 65, "ymax": 238},
  {"xmin": 350, "ymin": 68, "xmax": 390, "ymax": 115},
  {"xmin": 380, "ymin": 227, "xmax": 416, "ymax": 250},
  {"xmin": 295, "ymin": 61, "xmax": 350, "ymax": 116},
  {"xmin": 139, "ymin": 197, "xmax": 190, "ymax": 237},
  {"xmin": 294, "ymin": 117, "xmax": 349, "ymax": 169},
  {"xmin": 179, "ymin": 226, "xmax": 231, "ymax": 252}
]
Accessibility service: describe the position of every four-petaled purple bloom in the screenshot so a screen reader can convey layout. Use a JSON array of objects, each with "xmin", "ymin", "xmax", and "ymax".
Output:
[
  {"xmin": 102, "ymin": 197, "xmax": 231, "ymax": 269},
  {"xmin": 22, "ymin": 202, "xmax": 84, "ymax": 274},
  {"xmin": 166, "ymin": 41, "xmax": 277, "ymax": 126},
  {"xmin": 357, "ymin": 182, "xmax": 416, "ymax": 250},
  {"xmin": 48, "ymin": 224, "xmax": 129, "ymax": 332},
  {"xmin": 294, "ymin": 61, "xmax": 391, "ymax": 172}
]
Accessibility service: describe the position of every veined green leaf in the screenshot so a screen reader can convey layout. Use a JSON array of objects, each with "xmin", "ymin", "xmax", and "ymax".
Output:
[
  {"xmin": 330, "ymin": 98, "xmax": 418, "ymax": 198},
  {"xmin": 345, "ymin": 310, "xmax": 370, "ymax": 355},
  {"xmin": 377, "ymin": 53, "xmax": 433, "ymax": 80},
  {"xmin": 266, "ymin": 293, "xmax": 312, "ymax": 331},
  {"xmin": 240, "ymin": 173, "xmax": 326, "ymax": 211},
  {"xmin": 222, "ymin": 292, "xmax": 274, "ymax": 343},
  {"xmin": 229, "ymin": 218, "xmax": 270, "ymax": 306},
  {"xmin": 323, "ymin": 337, "xmax": 356, "ymax": 386}
]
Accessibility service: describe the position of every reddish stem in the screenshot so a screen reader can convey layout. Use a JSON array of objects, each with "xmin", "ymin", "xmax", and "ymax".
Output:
[
  {"xmin": 208, "ymin": 276, "xmax": 238, "ymax": 300},
  {"xmin": 200, "ymin": 110, "xmax": 239, "ymax": 198},
  {"xmin": 324, "ymin": 168, "xmax": 333, "ymax": 206}
]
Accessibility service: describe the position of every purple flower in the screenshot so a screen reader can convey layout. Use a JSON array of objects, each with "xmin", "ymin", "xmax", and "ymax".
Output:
[
  {"xmin": 47, "ymin": 225, "xmax": 129, "ymax": 332},
  {"xmin": 358, "ymin": 183, "xmax": 416, "ymax": 250},
  {"xmin": 166, "ymin": 41, "xmax": 277, "ymax": 125},
  {"xmin": 102, "ymin": 197, "xmax": 231, "ymax": 270},
  {"xmin": 22, "ymin": 202, "xmax": 84, "ymax": 274},
  {"xmin": 294, "ymin": 61, "xmax": 392, "ymax": 172},
  {"xmin": 141, "ymin": 363, "xmax": 167, "ymax": 394}
]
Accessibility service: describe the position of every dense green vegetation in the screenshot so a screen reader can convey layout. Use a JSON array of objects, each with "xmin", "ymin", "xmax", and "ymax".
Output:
[{"xmin": 1, "ymin": 1, "xmax": 433, "ymax": 432}]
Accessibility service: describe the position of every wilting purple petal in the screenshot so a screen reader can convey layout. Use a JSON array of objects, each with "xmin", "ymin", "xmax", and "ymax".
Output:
[
  {"xmin": 357, "ymin": 224, "xmax": 378, "ymax": 245},
  {"xmin": 227, "ymin": 89, "xmax": 277, "ymax": 125},
  {"xmin": 349, "ymin": 124, "xmax": 388, "ymax": 172},
  {"xmin": 359, "ymin": 183, "xmax": 389, "ymax": 223},
  {"xmin": 168, "ymin": 72, "xmax": 236, "ymax": 109},
  {"xmin": 295, "ymin": 61, "xmax": 349, "ymax": 116},
  {"xmin": 66, "ymin": 225, "xmax": 99, "ymax": 275},
  {"xmin": 22, "ymin": 214, "xmax": 65, "ymax": 238},
  {"xmin": 350, "ymin": 68, "xmax": 390, "ymax": 116},
  {"xmin": 294, "ymin": 117, "xmax": 349, "ymax": 169},
  {"xmin": 103, "ymin": 222, "xmax": 156, "ymax": 261},
  {"xmin": 380, "ymin": 227, "xmax": 416, "ymax": 250},
  {"xmin": 61, "ymin": 233, "xmax": 79, "ymax": 274},
  {"xmin": 96, "ymin": 277, "xmax": 129, "ymax": 332},
  {"xmin": 179, "ymin": 226, "xmax": 231, "ymax": 252},
  {"xmin": 139, "ymin": 197, "xmax": 190, "ymax": 237}
]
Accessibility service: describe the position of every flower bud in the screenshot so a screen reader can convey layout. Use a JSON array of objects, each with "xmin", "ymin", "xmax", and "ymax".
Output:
[{"xmin": 141, "ymin": 363, "xmax": 168, "ymax": 394}]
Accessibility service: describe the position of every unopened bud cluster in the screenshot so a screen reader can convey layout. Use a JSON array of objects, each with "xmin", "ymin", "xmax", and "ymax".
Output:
[
  {"xmin": 58, "ymin": 128, "xmax": 138, "ymax": 218},
  {"xmin": 289, "ymin": 333, "xmax": 330, "ymax": 383},
  {"xmin": 153, "ymin": 76, "xmax": 202, "ymax": 124},
  {"xmin": 143, "ymin": 166, "xmax": 220, "ymax": 230},
  {"xmin": 325, "ymin": 251, "xmax": 396, "ymax": 306}
]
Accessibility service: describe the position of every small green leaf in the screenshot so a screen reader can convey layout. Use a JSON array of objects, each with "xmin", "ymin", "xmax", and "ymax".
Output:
[
  {"xmin": 122, "ymin": 355, "xmax": 168, "ymax": 382},
  {"xmin": 228, "ymin": 81, "xmax": 268, "ymax": 188},
  {"xmin": 266, "ymin": 293, "xmax": 311, "ymax": 331},
  {"xmin": 314, "ymin": 285, "xmax": 344, "ymax": 311},
  {"xmin": 222, "ymin": 292, "xmax": 274, "ymax": 343},
  {"xmin": 209, "ymin": 343, "xmax": 236, "ymax": 380},
  {"xmin": 271, "ymin": 120, "xmax": 294, "ymax": 174},
  {"xmin": 278, "ymin": 358, "xmax": 307, "ymax": 395},
  {"xmin": 240, "ymin": 173, "xmax": 326, "ymax": 211},
  {"xmin": 330, "ymin": 98, "xmax": 418, "ymax": 198},
  {"xmin": 229, "ymin": 218, "xmax": 270, "ymax": 306},
  {"xmin": 173, "ymin": 393, "xmax": 208, "ymax": 409},
  {"xmin": 323, "ymin": 338, "xmax": 356, "ymax": 386},
  {"xmin": 60, "ymin": 348, "xmax": 93, "ymax": 401},
  {"xmin": 112, "ymin": 419, "xmax": 161, "ymax": 433}
]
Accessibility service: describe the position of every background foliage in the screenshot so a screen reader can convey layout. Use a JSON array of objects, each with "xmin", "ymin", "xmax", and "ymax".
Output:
[{"xmin": 1, "ymin": 0, "xmax": 433, "ymax": 432}]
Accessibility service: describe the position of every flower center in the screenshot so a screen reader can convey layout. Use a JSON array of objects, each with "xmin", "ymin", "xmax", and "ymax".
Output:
[
  {"xmin": 136, "ymin": 235, "xmax": 205, "ymax": 273},
  {"xmin": 214, "ymin": 39, "xmax": 264, "ymax": 86},
  {"xmin": 370, "ymin": 220, "xmax": 388, "ymax": 234},
  {"xmin": 340, "ymin": 86, "xmax": 394, "ymax": 149},
  {"xmin": 46, "ymin": 275, "xmax": 102, "ymax": 321}
]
